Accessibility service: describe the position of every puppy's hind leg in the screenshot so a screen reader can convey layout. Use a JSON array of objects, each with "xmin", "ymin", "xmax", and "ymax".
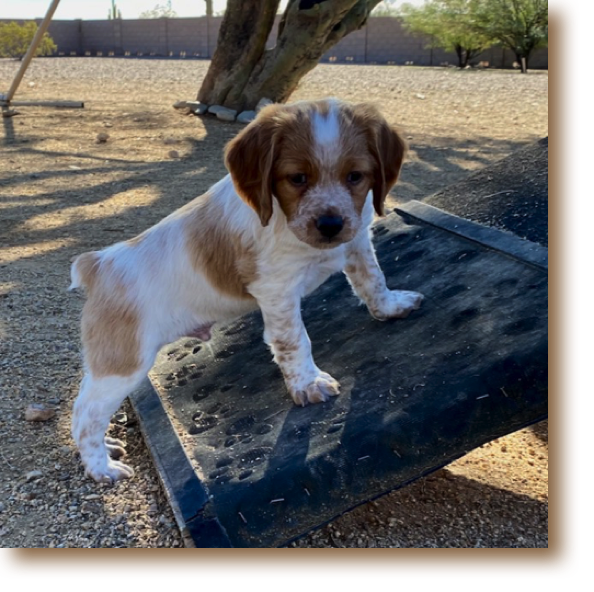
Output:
[{"xmin": 72, "ymin": 368, "xmax": 148, "ymax": 483}]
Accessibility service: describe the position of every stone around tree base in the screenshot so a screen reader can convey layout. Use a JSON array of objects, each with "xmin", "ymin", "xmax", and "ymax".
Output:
[{"xmin": 237, "ymin": 110, "xmax": 256, "ymax": 123}]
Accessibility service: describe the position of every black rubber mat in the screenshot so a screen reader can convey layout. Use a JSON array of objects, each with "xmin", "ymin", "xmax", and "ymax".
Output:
[{"xmin": 130, "ymin": 201, "xmax": 548, "ymax": 548}]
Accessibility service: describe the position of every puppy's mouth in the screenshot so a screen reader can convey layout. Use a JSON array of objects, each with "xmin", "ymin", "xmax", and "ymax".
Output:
[
  {"xmin": 287, "ymin": 214, "xmax": 358, "ymax": 249},
  {"xmin": 312, "ymin": 235, "xmax": 346, "ymax": 249}
]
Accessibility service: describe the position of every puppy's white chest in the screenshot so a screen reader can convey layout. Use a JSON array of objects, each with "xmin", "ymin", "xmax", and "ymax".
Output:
[{"xmin": 300, "ymin": 248, "xmax": 346, "ymax": 296}]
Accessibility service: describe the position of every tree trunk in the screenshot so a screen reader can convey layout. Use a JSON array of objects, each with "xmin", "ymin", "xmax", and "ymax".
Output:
[
  {"xmin": 454, "ymin": 45, "xmax": 466, "ymax": 68},
  {"xmin": 514, "ymin": 50, "xmax": 529, "ymax": 73},
  {"xmin": 198, "ymin": 0, "xmax": 280, "ymax": 109},
  {"xmin": 198, "ymin": 0, "xmax": 382, "ymax": 113}
]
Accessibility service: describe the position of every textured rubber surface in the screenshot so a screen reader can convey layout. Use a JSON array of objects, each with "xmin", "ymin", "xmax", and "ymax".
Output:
[{"xmin": 131, "ymin": 206, "xmax": 548, "ymax": 548}]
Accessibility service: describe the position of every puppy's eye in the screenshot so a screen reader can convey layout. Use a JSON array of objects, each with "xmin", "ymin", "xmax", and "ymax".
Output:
[
  {"xmin": 288, "ymin": 173, "xmax": 307, "ymax": 187},
  {"xmin": 347, "ymin": 171, "xmax": 364, "ymax": 185}
]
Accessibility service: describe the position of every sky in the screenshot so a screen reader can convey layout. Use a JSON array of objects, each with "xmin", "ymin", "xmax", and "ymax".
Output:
[{"xmin": 0, "ymin": 0, "xmax": 425, "ymax": 20}]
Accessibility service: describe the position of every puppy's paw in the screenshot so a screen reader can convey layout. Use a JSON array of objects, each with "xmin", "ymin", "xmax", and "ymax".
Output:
[
  {"xmin": 288, "ymin": 370, "xmax": 340, "ymax": 407},
  {"xmin": 371, "ymin": 290, "xmax": 424, "ymax": 321},
  {"xmin": 85, "ymin": 457, "xmax": 135, "ymax": 484},
  {"xmin": 105, "ymin": 436, "xmax": 126, "ymax": 459}
]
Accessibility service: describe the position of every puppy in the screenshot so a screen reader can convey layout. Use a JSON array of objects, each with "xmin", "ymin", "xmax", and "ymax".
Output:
[{"xmin": 70, "ymin": 99, "xmax": 424, "ymax": 483}]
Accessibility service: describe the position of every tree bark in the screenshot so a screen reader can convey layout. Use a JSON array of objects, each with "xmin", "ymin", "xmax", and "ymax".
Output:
[
  {"xmin": 455, "ymin": 44, "xmax": 486, "ymax": 69},
  {"xmin": 198, "ymin": 0, "xmax": 280, "ymax": 108},
  {"xmin": 198, "ymin": 0, "xmax": 382, "ymax": 113}
]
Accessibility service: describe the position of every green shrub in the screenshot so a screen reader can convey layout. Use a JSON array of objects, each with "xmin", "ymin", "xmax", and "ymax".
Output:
[{"xmin": 0, "ymin": 21, "xmax": 57, "ymax": 59}]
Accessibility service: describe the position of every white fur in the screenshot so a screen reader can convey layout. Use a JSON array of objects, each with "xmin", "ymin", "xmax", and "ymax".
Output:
[{"xmin": 312, "ymin": 100, "xmax": 341, "ymax": 147}]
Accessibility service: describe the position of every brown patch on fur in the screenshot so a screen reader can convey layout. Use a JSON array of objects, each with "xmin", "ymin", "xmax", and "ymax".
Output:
[
  {"xmin": 344, "ymin": 260, "xmax": 373, "ymax": 284},
  {"xmin": 225, "ymin": 101, "xmax": 337, "ymax": 226},
  {"xmin": 81, "ymin": 261, "xmax": 141, "ymax": 378},
  {"xmin": 350, "ymin": 103, "xmax": 407, "ymax": 216},
  {"xmin": 224, "ymin": 103, "xmax": 286, "ymax": 226},
  {"xmin": 271, "ymin": 111, "xmax": 317, "ymax": 221},
  {"xmin": 72, "ymin": 251, "xmax": 100, "ymax": 290},
  {"xmin": 311, "ymin": 100, "xmax": 331, "ymax": 117},
  {"xmin": 273, "ymin": 337, "xmax": 299, "ymax": 354},
  {"xmin": 184, "ymin": 197, "xmax": 258, "ymax": 301},
  {"xmin": 271, "ymin": 337, "xmax": 301, "ymax": 372}
]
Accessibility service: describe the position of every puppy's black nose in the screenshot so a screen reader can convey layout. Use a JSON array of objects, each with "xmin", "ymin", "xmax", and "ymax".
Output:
[{"xmin": 316, "ymin": 215, "xmax": 344, "ymax": 239}]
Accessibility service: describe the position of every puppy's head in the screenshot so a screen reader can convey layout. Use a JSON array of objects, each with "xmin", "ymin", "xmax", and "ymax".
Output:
[{"xmin": 225, "ymin": 99, "xmax": 406, "ymax": 249}]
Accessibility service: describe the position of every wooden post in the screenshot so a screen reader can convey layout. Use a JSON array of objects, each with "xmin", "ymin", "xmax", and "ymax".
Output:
[{"xmin": 4, "ymin": 0, "xmax": 62, "ymax": 105}]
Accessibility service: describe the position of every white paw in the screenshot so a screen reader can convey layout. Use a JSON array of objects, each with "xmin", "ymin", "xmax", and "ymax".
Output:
[
  {"xmin": 86, "ymin": 458, "xmax": 135, "ymax": 484},
  {"xmin": 105, "ymin": 436, "xmax": 126, "ymax": 459},
  {"xmin": 371, "ymin": 290, "xmax": 424, "ymax": 320},
  {"xmin": 288, "ymin": 370, "xmax": 341, "ymax": 406}
]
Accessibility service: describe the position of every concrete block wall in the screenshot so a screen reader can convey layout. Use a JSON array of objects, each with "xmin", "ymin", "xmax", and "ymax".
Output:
[
  {"xmin": 0, "ymin": 16, "xmax": 548, "ymax": 69},
  {"xmin": 323, "ymin": 27, "xmax": 367, "ymax": 63},
  {"xmin": 166, "ymin": 18, "xmax": 209, "ymax": 56},
  {"xmin": 79, "ymin": 20, "xmax": 118, "ymax": 55},
  {"xmin": 119, "ymin": 19, "xmax": 163, "ymax": 54},
  {"xmin": 43, "ymin": 19, "xmax": 81, "ymax": 55}
]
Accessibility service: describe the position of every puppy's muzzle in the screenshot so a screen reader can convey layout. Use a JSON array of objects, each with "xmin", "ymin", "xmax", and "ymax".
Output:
[{"xmin": 315, "ymin": 215, "xmax": 344, "ymax": 239}]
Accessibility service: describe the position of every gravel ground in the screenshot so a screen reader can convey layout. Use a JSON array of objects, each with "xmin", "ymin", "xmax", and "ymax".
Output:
[{"xmin": 0, "ymin": 58, "xmax": 548, "ymax": 548}]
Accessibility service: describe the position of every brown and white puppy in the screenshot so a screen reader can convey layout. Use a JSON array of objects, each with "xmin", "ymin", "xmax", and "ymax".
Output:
[{"xmin": 69, "ymin": 99, "xmax": 424, "ymax": 483}]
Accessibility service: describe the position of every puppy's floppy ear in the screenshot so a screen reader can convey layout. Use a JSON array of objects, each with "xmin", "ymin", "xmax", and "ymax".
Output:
[
  {"xmin": 224, "ymin": 107, "xmax": 278, "ymax": 226},
  {"xmin": 373, "ymin": 121, "xmax": 406, "ymax": 216},
  {"xmin": 355, "ymin": 104, "xmax": 407, "ymax": 217}
]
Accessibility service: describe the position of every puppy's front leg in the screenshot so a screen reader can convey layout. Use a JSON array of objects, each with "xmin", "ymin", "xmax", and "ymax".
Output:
[
  {"xmin": 345, "ymin": 231, "xmax": 424, "ymax": 321},
  {"xmin": 257, "ymin": 293, "xmax": 340, "ymax": 406}
]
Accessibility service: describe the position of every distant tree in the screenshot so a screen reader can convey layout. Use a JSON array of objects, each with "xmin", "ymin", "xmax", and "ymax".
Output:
[
  {"xmin": 198, "ymin": 0, "xmax": 383, "ymax": 113},
  {"xmin": 139, "ymin": 2, "xmax": 178, "ymax": 18},
  {"xmin": 0, "ymin": 21, "xmax": 57, "ymax": 59},
  {"xmin": 399, "ymin": 0, "xmax": 493, "ymax": 68},
  {"xmin": 472, "ymin": 0, "xmax": 547, "ymax": 72},
  {"xmin": 204, "ymin": 0, "xmax": 214, "ymax": 17}
]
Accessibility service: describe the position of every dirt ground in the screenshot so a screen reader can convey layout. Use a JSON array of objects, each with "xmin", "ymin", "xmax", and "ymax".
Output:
[{"xmin": 0, "ymin": 58, "xmax": 548, "ymax": 548}]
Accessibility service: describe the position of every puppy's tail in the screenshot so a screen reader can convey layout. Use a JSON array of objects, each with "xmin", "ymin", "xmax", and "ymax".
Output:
[{"xmin": 69, "ymin": 251, "xmax": 100, "ymax": 292}]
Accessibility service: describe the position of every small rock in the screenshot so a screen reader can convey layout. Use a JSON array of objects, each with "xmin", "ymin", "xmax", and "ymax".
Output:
[
  {"xmin": 207, "ymin": 104, "xmax": 227, "ymax": 115},
  {"xmin": 415, "ymin": 93, "xmax": 426, "ymax": 100},
  {"xmin": 216, "ymin": 108, "xmax": 237, "ymax": 122},
  {"xmin": 168, "ymin": 150, "xmax": 180, "ymax": 159},
  {"xmin": 96, "ymin": 132, "xmax": 110, "ymax": 143},
  {"xmin": 237, "ymin": 110, "xmax": 256, "ymax": 124},
  {"xmin": 25, "ymin": 470, "xmax": 43, "ymax": 482},
  {"xmin": 81, "ymin": 501, "xmax": 100, "ymax": 514},
  {"xmin": 25, "ymin": 404, "xmax": 55, "ymax": 422},
  {"xmin": 186, "ymin": 101, "xmax": 208, "ymax": 115},
  {"xmin": 173, "ymin": 100, "xmax": 188, "ymax": 110},
  {"xmin": 256, "ymin": 97, "xmax": 273, "ymax": 112},
  {"xmin": 163, "ymin": 137, "xmax": 179, "ymax": 145}
]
